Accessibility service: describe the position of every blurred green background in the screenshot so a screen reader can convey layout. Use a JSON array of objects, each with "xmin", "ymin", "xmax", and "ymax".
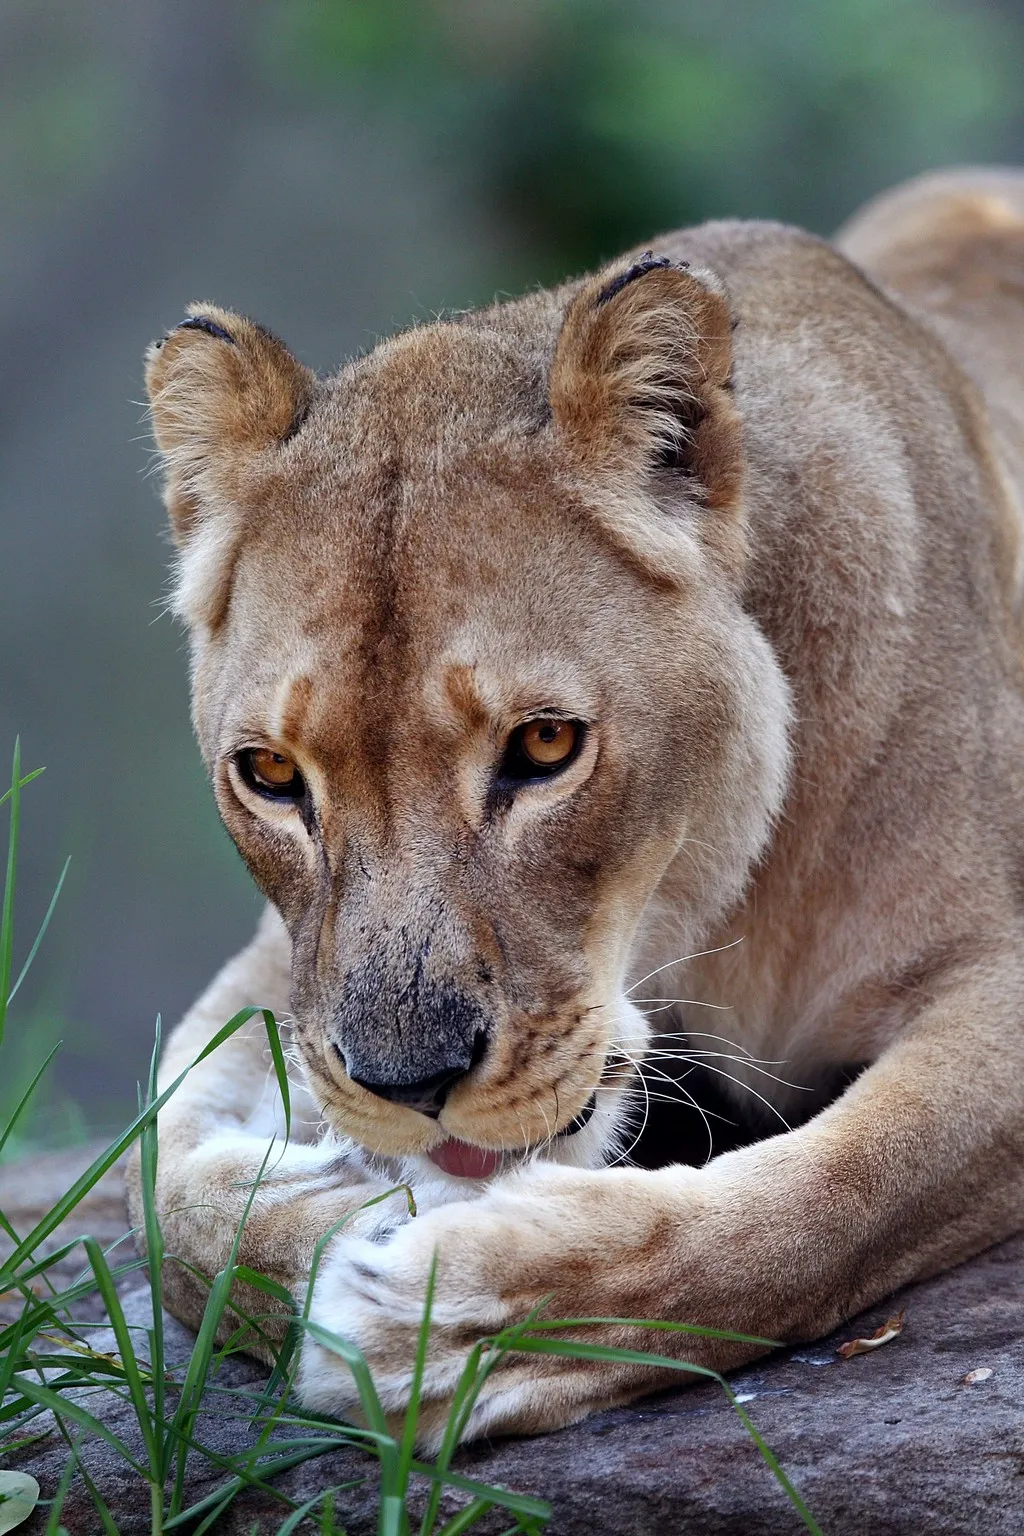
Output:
[{"xmin": 1, "ymin": 0, "xmax": 1022, "ymax": 1146}]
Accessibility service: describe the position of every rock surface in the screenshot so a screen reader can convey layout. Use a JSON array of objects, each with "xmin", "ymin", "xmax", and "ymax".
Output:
[{"xmin": 3, "ymin": 1146, "xmax": 1024, "ymax": 1534}]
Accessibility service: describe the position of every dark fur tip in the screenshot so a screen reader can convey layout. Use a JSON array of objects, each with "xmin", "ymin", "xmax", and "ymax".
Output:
[
  {"xmin": 176, "ymin": 316, "xmax": 236, "ymax": 344},
  {"xmin": 595, "ymin": 252, "xmax": 688, "ymax": 307},
  {"xmin": 556, "ymin": 1090, "xmax": 598, "ymax": 1138}
]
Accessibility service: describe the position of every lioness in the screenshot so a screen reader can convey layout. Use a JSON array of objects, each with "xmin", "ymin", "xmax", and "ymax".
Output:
[{"xmin": 129, "ymin": 168, "xmax": 1024, "ymax": 1445}]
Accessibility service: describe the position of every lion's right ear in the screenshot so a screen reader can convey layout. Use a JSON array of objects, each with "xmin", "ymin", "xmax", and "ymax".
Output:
[
  {"xmin": 146, "ymin": 305, "xmax": 314, "ymax": 629},
  {"xmin": 146, "ymin": 304, "xmax": 314, "ymax": 543}
]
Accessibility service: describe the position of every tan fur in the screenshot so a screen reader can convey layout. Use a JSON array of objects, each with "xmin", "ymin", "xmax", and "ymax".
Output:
[{"xmin": 129, "ymin": 169, "xmax": 1024, "ymax": 1446}]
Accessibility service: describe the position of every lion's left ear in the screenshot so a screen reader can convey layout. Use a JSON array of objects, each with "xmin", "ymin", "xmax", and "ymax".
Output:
[{"xmin": 550, "ymin": 254, "xmax": 745, "ymax": 581}]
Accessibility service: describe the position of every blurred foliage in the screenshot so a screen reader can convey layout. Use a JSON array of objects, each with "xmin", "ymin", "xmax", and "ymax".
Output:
[
  {"xmin": 260, "ymin": 0, "xmax": 1022, "ymax": 278},
  {"xmin": 0, "ymin": 3, "xmax": 135, "ymax": 225}
]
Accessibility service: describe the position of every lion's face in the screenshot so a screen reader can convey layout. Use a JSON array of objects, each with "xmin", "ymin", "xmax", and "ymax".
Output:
[{"xmin": 146, "ymin": 261, "xmax": 791, "ymax": 1174}]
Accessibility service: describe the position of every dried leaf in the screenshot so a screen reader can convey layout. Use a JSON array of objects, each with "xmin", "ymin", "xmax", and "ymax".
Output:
[
  {"xmin": 0, "ymin": 1471, "xmax": 39, "ymax": 1534},
  {"xmin": 963, "ymin": 1367, "xmax": 993, "ymax": 1384},
  {"xmin": 38, "ymin": 1331, "xmax": 126, "ymax": 1369},
  {"xmin": 837, "ymin": 1309, "xmax": 905, "ymax": 1359}
]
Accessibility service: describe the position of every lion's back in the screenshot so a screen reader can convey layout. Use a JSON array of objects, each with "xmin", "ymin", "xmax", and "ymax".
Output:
[{"xmin": 837, "ymin": 168, "xmax": 1024, "ymax": 626}]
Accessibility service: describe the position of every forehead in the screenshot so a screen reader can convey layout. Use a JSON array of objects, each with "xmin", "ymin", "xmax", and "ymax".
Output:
[
  {"xmin": 216, "ymin": 321, "xmax": 631, "ymax": 729},
  {"xmin": 309, "ymin": 318, "xmax": 555, "ymax": 471}
]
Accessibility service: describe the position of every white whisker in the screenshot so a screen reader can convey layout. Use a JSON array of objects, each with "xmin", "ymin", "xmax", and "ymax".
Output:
[
  {"xmin": 671, "ymin": 1079, "xmax": 716, "ymax": 1164},
  {"xmin": 626, "ymin": 936, "xmax": 745, "ymax": 996},
  {"xmin": 684, "ymin": 1061, "xmax": 795, "ymax": 1132},
  {"xmin": 650, "ymin": 1029, "xmax": 757, "ymax": 1053},
  {"xmin": 605, "ymin": 1054, "xmax": 651, "ymax": 1170},
  {"xmin": 643, "ymin": 1045, "xmax": 788, "ymax": 1069},
  {"xmin": 636, "ymin": 999, "xmax": 735, "ymax": 1014},
  {"xmin": 641, "ymin": 1047, "xmax": 810, "ymax": 1093}
]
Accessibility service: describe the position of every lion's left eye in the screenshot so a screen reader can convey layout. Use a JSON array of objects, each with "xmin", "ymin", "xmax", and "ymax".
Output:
[
  {"xmin": 500, "ymin": 719, "xmax": 584, "ymax": 782},
  {"xmin": 236, "ymin": 747, "xmax": 306, "ymax": 800}
]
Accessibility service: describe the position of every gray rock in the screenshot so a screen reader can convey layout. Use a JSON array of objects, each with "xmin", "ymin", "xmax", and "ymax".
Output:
[{"xmin": 3, "ymin": 1147, "xmax": 1023, "ymax": 1534}]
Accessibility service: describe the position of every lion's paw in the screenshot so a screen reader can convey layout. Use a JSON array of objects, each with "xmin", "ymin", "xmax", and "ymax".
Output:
[{"xmin": 294, "ymin": 1162, "xmax": 640, "ymax": 1444}]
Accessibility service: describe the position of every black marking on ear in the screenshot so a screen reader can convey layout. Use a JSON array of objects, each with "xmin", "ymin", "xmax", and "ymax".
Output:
[
  {"xmin": 595, "ymin": 252, "xmax": 687, "ymax": 308},
  {"xmin": 177, "ymin": 316, "xmax": 236, "ymax": 344}
]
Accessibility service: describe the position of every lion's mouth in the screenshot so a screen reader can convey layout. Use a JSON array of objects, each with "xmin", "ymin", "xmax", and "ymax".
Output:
[{"xmin": 427, "ymin": 1091, "xmax": 599, "ymax": 1179}]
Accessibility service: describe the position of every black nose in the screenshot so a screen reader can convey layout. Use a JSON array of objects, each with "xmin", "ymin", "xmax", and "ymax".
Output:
[{"xmin": 342, "ymin": 1029, "xmax": 488, "ymax": 1118}]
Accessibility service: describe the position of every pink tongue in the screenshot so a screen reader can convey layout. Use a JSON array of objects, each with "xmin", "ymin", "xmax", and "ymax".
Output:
[{"xmin": 428, "ymin": 1138, "xmax": 501, "ymax": 1179}]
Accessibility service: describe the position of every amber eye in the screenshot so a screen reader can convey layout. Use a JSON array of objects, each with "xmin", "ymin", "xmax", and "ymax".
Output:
[
  {"xmin": 500, "ymin": 718, "xmax": 584, "ymax": 783},
  {"xmin": 522, "ymin": 719, "xmax": 577, "ymax": 766},
  {"xmin": 237, "ymin": 747, "xmax": 306, "ymax": 801}
]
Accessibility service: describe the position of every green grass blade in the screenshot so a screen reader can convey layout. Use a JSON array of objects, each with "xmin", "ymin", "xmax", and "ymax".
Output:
[
  {"xmin": 295, "ymin": 1320, "xmax": 390, "ymax": 1441},
  {"xmin": 293, "ymin": 1317, "xmax": 401, "ymax": 1512},
  {"xmin": 0, "ymin": 739, "xmax": 23, "ymax": 1053},
  {"xmin": 274, "ymin": 1486, "xmax": 361, "ymax": 1536},
  {"xmin": 162, "ymin": 1446, "xmax": 356, "ymax": 1531},
  {"xmin": 168, "ymin": 1140, "xmax": 277, "ymax": 1516},
  {"xmin": 726, "ymin": 1395, "xmax": 823, "ymax": 1536},
  {"xmin": 0, "ymin": 1207, "xmax": 60, "ymax": 1306},
  {"xmin": 417, "ymin": 1342, "xmax": 489, "ymax": 1535},
  {"xmin": 46, "ymin": 1424, "xmax": 121, "ymax": 1536},
  {"xmin": 409, "ymin": 1465, "xmax": 549, "ymax": 1523},
  {"xmin": 61, "ymin": 1446, "xmax": 119, "ymax": 1536},
  {"xmin": 504, "ymin": 1333, "xmax": 733, "ymax": 1380},
  {"xmin": 0, "ymin": 1043, "xmax": 62, "ymax": 1161},
  {"xmin": 6, "ymin": 857, "xmax": 70, "ymax": 1005},
  {"xmin": 43, "ymin": 1437, "xmax": 79, "ymax": 1536},
  {"xmin": 0, "ymin": 1309, "xmax": 31, "ymax": 1402},
  {"xmin": 0, "ymin": 1005, "xmax": 277, "ymax": 1282},
  {"xmin": 256, "ymin": 1184, "xmax": 415, "ymax": 1415},
  {"xmin": 207, "ymin": 1264, "xmax": 296, "ymax": 1374},
  {"xmin": 434, "ymin": 1499, "xmax": 495, "ymax": 1536},
  {"xmin": 0, "ymin": 768, "xmax": 43, "ymax": 810},
  {"xmin": 505, "ymin": 1336, "xmax": 820, "ymax": 1534},
  {"xmin": 419, "ymin": 1298, "xmax": 556, "ymax": 1534},
  {"xmin": 82, "ymin": 1238, "xmax": 160, "ymax": 1474},
  {"xmin": 7, "ymin": 1243, "xmax": 145, "ymax": 1296},
  {"xmin": 513, "ymin": 1315, "xmax": 779, "ymax": 1348},
  {"xmin": 189, "ymin": 1487, "xmax": 248, "ymax": 1536},
  {"xmin": 228, "ymin": 1265, "xmax": 296, "ymax": 1310},
  {"xmin": 379, "ymin": 1493, "xmax": 404, "ymax": 1536},
  {"xmin": 261, "ymin": 1007, "xmax": 291, "ymax": 1145},
  {"xmin": 139, "ymin": 1018, "xmax": 167, "ymax": 1475},
  {"xmin": 395, "ymin": 1251, "xmax": 437, "ymax": 1504},
  {"xmin": 9, "ymin": 1375, "xmax": 147, "ymax": 1475},
  {"xmin": 168, "ymin": 1277, "xmax": 246, "ymax": 1510},
  {"xmin": 164, "ymin": 1485, "xmax": 253, "ymax": 1533},
  {"xmin": 163, "ymin": 1258, "xmax": 289, "ymax": 1364}
]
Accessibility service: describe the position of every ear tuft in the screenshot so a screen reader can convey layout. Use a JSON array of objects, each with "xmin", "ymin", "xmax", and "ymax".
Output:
[{"xmin": 145, "ymin": 303, "xmax": 314, "ymax": 545}]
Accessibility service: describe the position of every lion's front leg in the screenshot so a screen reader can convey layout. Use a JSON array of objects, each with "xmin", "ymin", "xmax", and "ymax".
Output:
[{"xmin": 297, "ymin": 952, "xmax": 1024, "ymax": 1443}]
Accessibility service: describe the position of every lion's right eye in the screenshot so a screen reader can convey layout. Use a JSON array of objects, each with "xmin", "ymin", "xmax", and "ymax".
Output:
[
  {"xmin": 236, "ymin": 748, "xmax": 306, "ymax": 801},
  {"xmin": 499, "ymin": 718, "xmax": 585, "ymax": 783}
]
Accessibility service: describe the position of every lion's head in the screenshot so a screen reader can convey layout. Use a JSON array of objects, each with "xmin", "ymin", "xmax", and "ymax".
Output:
[{"xmin": 146, "ymin": 255, "xmax": 791, "ymax": 1178}]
